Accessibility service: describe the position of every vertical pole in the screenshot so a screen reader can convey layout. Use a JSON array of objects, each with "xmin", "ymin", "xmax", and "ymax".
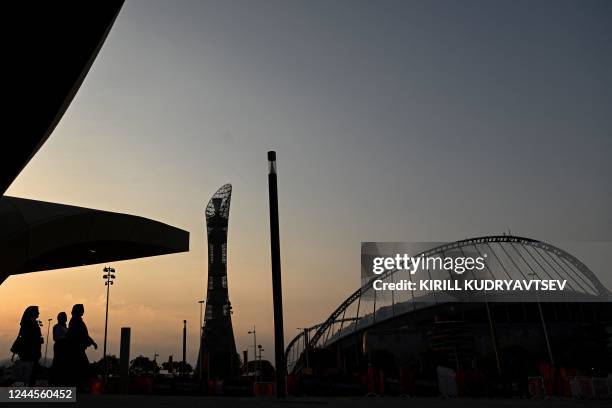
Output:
[
  {"xmin": 199, "ymin": 302, "xmax": 203, "ymax": 338},
  {"xmin": 103, "ymin": 275, "xmax": 110, "ymax": 377},
  {"xmin": 182, "ymin": 320, "xmax": 187, "ymax": 376},
  {"xmin": 44, "ymin": 318, "xmax": 52, "ymax": 365},
  {"xmin": 530, "ymin": 272, "xmax": 555, "ymax": 367},
  {"xmin": 537, "ymin": 302, "xmax": 555, "ymax": 366},
  {"xmin": 485, "ymin": 300, "xmax": 502, "ymax": 376},
  {"xmin": 303, "ymin": 328, "xmax": 310, "ymax": 369},
  {"xmin": 103, "ymin": 279, "xmax": 110, "ymax": 381},
  {"xmin": 267, "ymin": 151, "xmax": 286, "ymax": 398},
  {"xmin": 252, "ymin": 326, "xmax": 257, "ymax": 382},
  {"xmin": 102, "ymin": 266, "xmax": 115, "ymax": 382},
  {"xmin": 119, "ymin": 327, "xmax": 130, "ymax": 394},
  {"xmin": 199, "ymin": 301, "xmax": 204, "ymax": 381}
]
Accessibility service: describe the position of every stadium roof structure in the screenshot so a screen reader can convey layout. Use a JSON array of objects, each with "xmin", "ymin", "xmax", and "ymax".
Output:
[
  {"xmin": 1, "ymin": 1, "xmax": 189, "ymax": 283},
  {"xmin": 286, "ymin": 235, "xmax": 612, "ymax": 374}
]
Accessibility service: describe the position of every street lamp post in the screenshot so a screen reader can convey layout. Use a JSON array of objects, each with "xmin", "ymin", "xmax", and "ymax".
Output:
[
  {"xmin": 248, "ymin": 326, "xmax": 257, "ymax": 382},
  {"xmin": 103, "ymin": 266, "xmax": 116, "ymax": 381},
  {"xmin": 44, "ymin": 318, "xmax": 52, "ymax": 365},
  {"xmin": 182, "ymin": 320, "xmax": 187, "ymax": 377},
  {"xmin": 257, "ymin": 344, "xmax": 264, "ymax": 366},
  {"xmin": 198, "ymin": 300, "xmax": 205, "ymax": 380},
  {"xmin": 153, "ymin": 352, "xmax": 159, "ymax": 374}
]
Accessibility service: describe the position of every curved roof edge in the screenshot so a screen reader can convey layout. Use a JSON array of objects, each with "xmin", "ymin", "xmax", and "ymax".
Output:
[
  {"xmin": 3, "ymin": 1, "xmax": 124, "ymax": 194},
  {"xmin": 0, "ymin": 196, "xmax": 189, "ymax": 283}
]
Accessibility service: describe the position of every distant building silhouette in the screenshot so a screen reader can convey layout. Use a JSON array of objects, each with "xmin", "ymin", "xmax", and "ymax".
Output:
[
  {"xmin": 196, "ymin": 184, "xmax": 239, "ymax": 380},
  {"xmin": 285, "ymin": 236, "xmax": 612, "ymax": 397}
]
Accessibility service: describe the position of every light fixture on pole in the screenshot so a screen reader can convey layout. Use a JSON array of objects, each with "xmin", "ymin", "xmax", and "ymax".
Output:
[{"xmin": 102, "ymin": 266, "xmax": 116, "ymax": 382}]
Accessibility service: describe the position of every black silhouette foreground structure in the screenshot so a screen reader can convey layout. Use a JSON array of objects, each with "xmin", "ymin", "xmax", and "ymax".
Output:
[
  {"xmin": 286, "ymin": 236, "xmax": 612, "ymax": 396},
  {"xmin": 0, "ymin": 197, "xmax": 189, "ymax": 284},
  {"xmin": 268, "ymin": 151, "xmax": 287, "ymax": 397},
  {"xmin": 197, "ymin": 184, "xmax": 240, "ymax": 380},
  {"xmin": 4, "ymin": 1, "xmax": 124, "ymax": 195},
  {"xmin": 1, "ymin": 0, "xmax": 189, "ymax": 285}
]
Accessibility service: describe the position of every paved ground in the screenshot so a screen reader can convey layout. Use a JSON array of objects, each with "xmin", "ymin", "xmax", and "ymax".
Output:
[{"xmin": 11, "ymin": 395, "xmax": 612, "ymax": 408}]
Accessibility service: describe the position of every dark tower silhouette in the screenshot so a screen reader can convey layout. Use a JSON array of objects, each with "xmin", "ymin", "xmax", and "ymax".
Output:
[{"xmin": 197, "ymin": 184, "xmax": 239, "ymax": 380}]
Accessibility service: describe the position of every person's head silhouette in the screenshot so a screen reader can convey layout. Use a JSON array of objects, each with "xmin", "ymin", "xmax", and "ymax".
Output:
[
  {"xmin": 21, "ymin": 306, "xmax": 39, "ymax": 325},
  {"xmin": 57, "ymin": 312, "xmax": 67, "ymax": 325},
  {"xmin": 71, "ymin": 304, "xmax": 85, "ymax": 318}
]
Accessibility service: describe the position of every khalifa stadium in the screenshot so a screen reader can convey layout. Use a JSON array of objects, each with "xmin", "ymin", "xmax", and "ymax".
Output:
[{"xmin": 285, "ymin": 235, "xmax": 612, "ymax": 397}]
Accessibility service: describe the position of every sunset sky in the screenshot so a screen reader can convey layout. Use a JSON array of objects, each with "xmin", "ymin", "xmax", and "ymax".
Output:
[{"xmin": 2, "ymin": 0, "xmax": 611, "ymax": 366}]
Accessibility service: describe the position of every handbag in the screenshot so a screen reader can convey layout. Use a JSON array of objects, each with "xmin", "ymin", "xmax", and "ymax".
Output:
[{"xmin": 10, "ymin": 335, "xmax": 24, "ymax": 359}]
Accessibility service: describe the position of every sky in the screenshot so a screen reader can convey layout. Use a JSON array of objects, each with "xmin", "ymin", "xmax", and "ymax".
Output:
[{"xmin": 2, "ymin": 0, "xmax": 611, "ymax": 366}]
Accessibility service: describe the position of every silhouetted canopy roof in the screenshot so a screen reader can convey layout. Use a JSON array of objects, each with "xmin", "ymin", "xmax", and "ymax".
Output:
[
  {"xmin": 0, "ymin": 1, "xmax": 191, "ymax": 285},
  {"xmin": 0, "ymin": 196, "xmax": 189, "ymax": 283},
  {"xmin": 2, "ymin": 1, "xmax": 124, "ymax": 195}
]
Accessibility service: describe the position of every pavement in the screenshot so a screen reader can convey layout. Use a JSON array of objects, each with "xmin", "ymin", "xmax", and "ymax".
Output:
[{"xmin": 9, "ymin": 395, "xmax": 612, "ymax": 408}]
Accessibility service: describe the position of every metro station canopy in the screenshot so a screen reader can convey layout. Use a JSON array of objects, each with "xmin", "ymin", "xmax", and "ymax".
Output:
[{"xmin": 0, "ymin": 197, "xmax": 189, "ymax": 283}]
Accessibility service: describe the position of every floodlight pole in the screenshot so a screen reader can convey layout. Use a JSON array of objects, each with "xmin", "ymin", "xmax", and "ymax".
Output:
[
  {"xmin": 248, "ymin": 325, "xmax": 257, "ymax": 382},
  {"xmin": 103, "ymin": 266, "xmax": 116, "ymax": 382},
  {"xmin": 267, "ymin": 151, "xmax": 286, "ymax": 398}
]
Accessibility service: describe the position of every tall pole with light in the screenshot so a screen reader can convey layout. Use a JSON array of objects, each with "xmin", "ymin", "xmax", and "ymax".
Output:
[
  {"xmin": 198, "ymin": 300, "xmax": 205, "ymax": 338},
  {"xmin": 44, "ymin": 318, "xmax": 52, "ymax": 365},
  {"xmin": 182, "ymin": 320, "xmax": 187, "ymax": 376},
  {"xmin": 198, "ymin": 300, "xmax": 205, "ymax": 380},
  {"xmin": 257, "ymin": 344, "xmax": 264, "ymax": 366},
  {"xmin": 103, "ymin": 266, "xmax": 116, "ymax": 381},
  {"xmin": 267, "ymin": 151, "xmax": 286, "ymax": 398},
  {"xmin": 248, "ymin": 325, "xmax": 257, "ymax": 382}
]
